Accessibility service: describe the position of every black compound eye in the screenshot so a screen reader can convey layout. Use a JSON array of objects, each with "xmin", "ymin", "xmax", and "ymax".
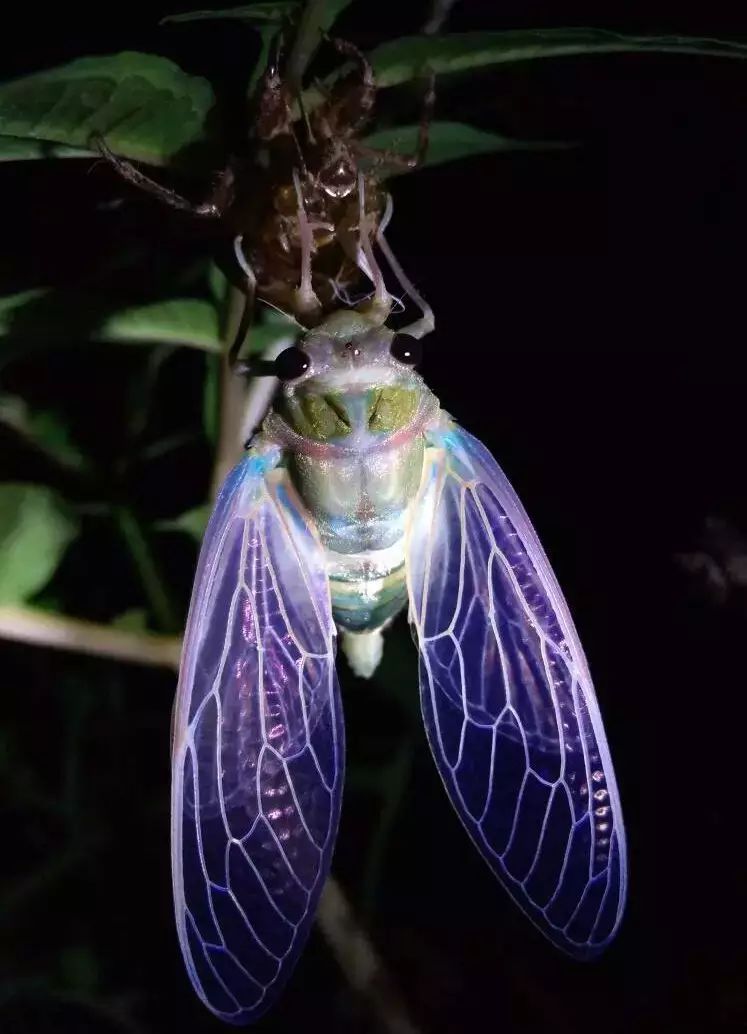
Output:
[
  {"xmin": 274, "ymin": 346, "xmax": 311, "ymax": 381},
  {"xmin": 389, "ymin": 336, "xmax": 422, "ymax": 366}
]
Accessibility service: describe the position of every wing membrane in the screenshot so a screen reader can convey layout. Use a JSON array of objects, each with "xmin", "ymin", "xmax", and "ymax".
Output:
[
  {"xmin": 406, "ymin": 425, "xmax": 626, "ymax": 956},
  {"xmin": 172, "ymin": 456, "xmax": 344, "ymax": 1024}
]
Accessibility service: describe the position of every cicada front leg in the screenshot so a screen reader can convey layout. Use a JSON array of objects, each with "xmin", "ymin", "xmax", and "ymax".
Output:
[{"xmin": 90, "ymin": 133, "xmax": 235, "ymax": 218}]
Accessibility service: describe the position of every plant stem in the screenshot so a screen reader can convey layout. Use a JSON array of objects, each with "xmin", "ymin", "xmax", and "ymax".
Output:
[
  {"xmin": 210, "ymin": 285, "xmax": 250, "ymax": 500},
  {"xmin": 422, "ymin": 0, "xmax": 458, "ymax": 34},
  {"xmin": 0, "ymin": 605, "xmax": 182, "ymax": 669},
  {"xmin": 115, "ymin": 507, "xmax": 179, "ymax": 633},
  {"xmin": 0, "ymin": 833, "xmax": 104, "ymax": 921},
  {"xmin": 361, "ymin": 741, "xmax": 413, "ymax": 926},
  {"xmin": 285, "ymin": 0, "xmax": 329, "ymax": 91},
  {"xmin": 317, "ymin": 878, "xmax": 421, "ymax": 1034}
]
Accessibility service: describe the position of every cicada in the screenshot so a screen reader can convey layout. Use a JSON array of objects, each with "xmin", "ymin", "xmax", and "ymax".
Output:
[{"xmin": 171, "ymin": 182, "xmax": 627, "ymax": 1024}]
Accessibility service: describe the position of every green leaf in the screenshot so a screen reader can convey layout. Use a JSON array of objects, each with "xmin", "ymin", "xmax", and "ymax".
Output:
[
  {"xmin": 312, "ymin": 28, "xmax": 747, "ymax": 99},
  {"xmin": 0, "ymin": 135, "xmax": 91, "ymax": 162},
  {"xmin": 0, "ymin": 52, "xmax": 216, "ymax": 167},
  {"xmin": 0, "ymin": 290, "xmax": 222, "ymax": 353},
  {"xmin": 162, "ymin": 2, "xmax": 303, "ymax": 97},
  {"xmin": 203, "ymin": 353, "xmax": 221, "ymax": 444},
  {"xmin": 162, "ymin": 2, "xmax": 298, "ymax": 24},
  {"xmin": 207, "ymin": 262, "xmax": 231, "ymax": 306},
  {"xmin": 245, "ymin": 310, "xmax": 300, "ymax": 355},
  {"xmin": 59, "ymin": 945, "xmax": 99, "ymax": 994},
  {"xmin": 110, "ymin": 608, "xmax": 148, "ymax": 632},
  {"xmin": 157, "ymin": 504, "xmax": 211, "ymax": 540},
  {"xmin": 0, "ymin": 484, "xmax": 78, "ymax": 604},
  {"xmin": 318, "ymin": 0, "xmax": 355, "ymax": 33},
  {"xmin": 0, "ymin": 395, "xmax": 90, "ymax": 472},
  {"xmin": 362, "ymin": 120, "xmax": 571, "ymax": 173},
  {"xmin": 99, "ymin": 299, "xmax": 222, "ymax": 350}
]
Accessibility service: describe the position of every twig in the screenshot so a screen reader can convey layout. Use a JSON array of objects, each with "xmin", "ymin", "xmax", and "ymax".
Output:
[
  {"xmin": 0, "ymin": 605, "xmax": 182, "ymax": 670},
  {"xmin": 285, "ymin": 0, "xmax": 329, "ymax": 92},
  {"xmin": 317, "ymin": 878, "xmax": 420, "ymax": 1034},
  {"xmin": 361, "ymin": 741, "xmax": 413, "ymax": 926},
  {"xmin": 422, "ymin": 0, "xmax": 458, "ymax": 35},
  {"xmin": 115, "ymin": 507, "xmax": 179, "ymax": 633},
  {"xmin": 210, "ymin": 286, "xmax": 251, "ymax": 498},
  {"xmin": 0, "ymin": 832, "xmax": 104, "ymax": 920}
]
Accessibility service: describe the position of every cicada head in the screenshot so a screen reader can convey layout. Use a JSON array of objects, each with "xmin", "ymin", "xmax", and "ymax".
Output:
[{"xmin": 270, "ymin": 309, "xmax": 432, "ymax": 446}]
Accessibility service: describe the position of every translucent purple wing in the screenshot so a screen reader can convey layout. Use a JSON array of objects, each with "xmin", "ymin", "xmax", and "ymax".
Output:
[
  {"xmin": 406, "ymin": 424, "xmax": 627, "ymax": 957},
  {"xmin": 171, "ymin": 454, "xmax": 344, "ymax": 1024}
]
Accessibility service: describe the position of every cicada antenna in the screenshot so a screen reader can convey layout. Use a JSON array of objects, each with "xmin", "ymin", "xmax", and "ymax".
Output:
[{"xmin": 375, "ymin": 193, "xmax": 435, "ymax": 340}]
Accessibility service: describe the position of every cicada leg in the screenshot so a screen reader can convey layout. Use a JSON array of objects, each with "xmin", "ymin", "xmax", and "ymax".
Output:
[
  {"xmin": 352, "ymin": 71, "xmax": 436, "ymax": 174},
  {"xmin": 335, "ymin": 174, "xmax": 392, "ymax": 322},
  {"xmin": 291, "ymin": 169, "xmax": 323, "ymax": 323},
  {"xmin": 356, "ymin": 174, "xmax": 392, "ymax": 321},
  {"xmin": 90, "ymin": 133, "xmax": 234, "ymax": 218},
  {"xmin": 322, "ymin": 36, "xmax": 376, "ymax": 135},
  {"xmin": 376, "ymin": 194, "xmax": 434, "ymax": 339}
]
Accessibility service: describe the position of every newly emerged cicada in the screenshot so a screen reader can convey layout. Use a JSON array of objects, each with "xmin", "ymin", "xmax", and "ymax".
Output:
[{"xmin": 171, "ymin": 177, "xmax": 627, "ymax": 1023}]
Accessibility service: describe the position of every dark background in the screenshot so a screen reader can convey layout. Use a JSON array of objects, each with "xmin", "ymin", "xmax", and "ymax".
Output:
[{"xmin": 2, "ymin": 2, "xmax": 747, "ymax": 1032}]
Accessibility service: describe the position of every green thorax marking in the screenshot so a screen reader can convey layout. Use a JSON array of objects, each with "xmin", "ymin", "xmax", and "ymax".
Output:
[{"xmin": 278, "ymin": 385, "xmax": 420, "ymax": 444}]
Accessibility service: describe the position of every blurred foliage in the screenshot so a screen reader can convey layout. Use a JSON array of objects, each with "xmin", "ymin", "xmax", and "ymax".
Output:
[
  {"xmin": 1, "ymin": 1, "xmax": 747, "ymax": 1031},
  {"xmin": 0, "ymin": 484, "xmax": 78, "ymax": 604}
]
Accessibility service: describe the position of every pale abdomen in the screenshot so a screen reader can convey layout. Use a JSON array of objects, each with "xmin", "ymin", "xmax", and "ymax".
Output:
[{"xmin": 288, "ymin": 436, "xmax": 424, "ymax": 632}]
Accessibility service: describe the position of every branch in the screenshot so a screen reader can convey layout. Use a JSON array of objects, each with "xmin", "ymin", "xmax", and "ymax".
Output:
[
  {"xmin": 285, "ymin": 0, "xmax": 329, "ymax": 91},
  {"xmin": 210, "ymin": 285, "xmax": 251, "ymax": 499},
  {"xmin": 317, "ymin": 878, "xmax": 420, "ymax": 1034},
  {"xmin": 0, "ymin": 605, "xmax": 182, "ymax": 670},
  {"xmin": 422, "ymin": 0, "xmax": 458, "ymax": 35}
]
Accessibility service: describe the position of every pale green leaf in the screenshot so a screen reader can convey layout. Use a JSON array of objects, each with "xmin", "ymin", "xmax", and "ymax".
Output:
[
  {"xmin": 110, "ymin": 608, "xmax": 149, "ymax": 632},
  {"xmin": 367, "ymin": 29, "xmax": 747, "ymax": 90},
  {"xmin": 0, "ymin": 290, "xmax": 222, "ymax": 353},
  {"xmin": 162, "ymin": 2, "xmax": 298, "ymax": 24},
  {"xmin": 245, "ymin": 310, "xmax": 300, "ymax": 355},
  {"xmin": 0, "ymin": 484, "xmax": 78, "ymax": 604},
  {"xmin": 0, "ymin": 135, "xmax": 91, "ymax": 162},
  {"xmin": 362, "ymin": 120, "xmax": 570, "ymax": 173},
  {"xmin": 157, "ymin": 504, "xmax": 211, "ymax": 540},
  {"xmin": 100, "ymin": 299, "xmax": 222, "ymax": 350},
  {"xmin": 0, "ymin": 395, "xmax": 89, "ymax": 471},
  {"xmin": 0, "ymin": 52, "xmax": 217, "ymax": 167},
  {"xmin": 59, "ymin": 946, "xmax": 99, "ymax": 994},
  {"xmin": 303, "ymin": 27, "xmax": 747, "ymax": 111}
]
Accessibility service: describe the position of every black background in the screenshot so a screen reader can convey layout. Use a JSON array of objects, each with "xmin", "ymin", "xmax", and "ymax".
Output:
[{"xmin": 2, "ymin": 2, "xmax": 747, "ymax": 1033}]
